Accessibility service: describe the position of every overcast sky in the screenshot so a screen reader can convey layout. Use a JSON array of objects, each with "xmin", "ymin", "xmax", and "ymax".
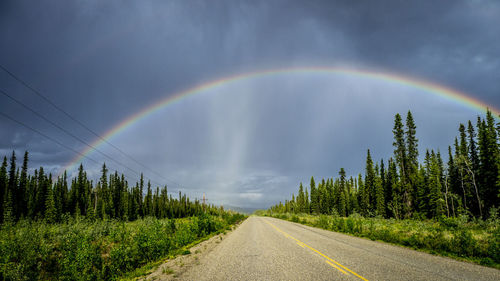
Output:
[{"xmin": 1, "ymin": 0, "xmax": 499, "ymax": 208}]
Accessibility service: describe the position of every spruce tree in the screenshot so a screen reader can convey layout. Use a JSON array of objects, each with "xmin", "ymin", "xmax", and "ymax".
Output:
[
  {"xmin": 153, "ymin": 187, "xmax": 160, "ymax": 217},
  {"xmin": 405, "ymin": 111, "xmax": 419, "ymax": 209},
  {"xmin": 480, "ymin": 110, "xmax": 499, "ymax": 214},
  {"xmin": 7, "ymin": 151, "xmax": 17, "ymax": 221},
  {"xmin": 139, "ymin": 173, "xmax": 144, "ymax": 217},
  {"xmin": 446, "ymin": 146, "xmax": 457, "ymax": 217},
  {"xmin": 17, "ymin": 151, "xmax": 28, "ymax": 219},
  {"xmin": 35, "ymin": 168, "xmax": 48, "ymax": 219},
  {"xmin": 374, "ymin": 167, "xmax": 385, "ymax": 217},
  {"xmin": 456, "ymin": 122, "xmax": 481, "ymax": 217},
  {"xmin": 310, "ymin": 176, "xmax": 318, "ymax": 214},
  {"xmin": 345, "ymin": 177, "xmax": 352, "ymax": 216},
  {"xmin": 75, "ymin": 164, "xmax": 88, "ymax": 216},
  {"xmin": 388, "ymin": 159, "xmax": 402, "ymax": 219},
  {"xmin": 393, "ymin": 114, "xmax": 411, "ymax": 217},
  {"xmin": 45, "ymin": 186, "xmax": 56, "ymax": 223},
  {"xmin": 457, "ymin": 124, "xmax": 474, "ymax": 216},
  {"xmin": 298, "ymin": 183, "xmax": 305, "ymax": 213},
  {"xmin": 318, "ymin": 180, "xmax": 327, "ymax": 214},
  {"xmin": 365, "ymin": 149, "xmax": 375, "ymax": 215},
  {"xmin": 357, "ymin": 173, "xmax": 368, "ymax": 216},
  {"xmin": 0, "ymin": 157, "xmax": 7, "ymax": 223},
  {"xmin": 380, "ymin": 159, "xmax": 386, "ymax": 200},
  {"xmin": 428, "ymin": 155, "xmax": 444, "ymax": 218},
  {"xmin": 468, "ymin": 121, "xmax": 480, "ymax": 173},
  {"xmin": 415, "ymin": 165, "xmax": 428, "ymax": 217},
  {"xmin": 86, "ymin": 194, "xmax": 95, "ymax": 221},
  {"xmin": 53, "ymin": 177, "xmax": 64, "ymax": 221},
  {"xmin": 145, "ymin": 181, "xmax": 153, "ymax": 216},
  {"xmin": 384, "ymin": 158, "xmax": 395, "ymax": 217},
  {"xmin": 338, "ymin": 169, "xmax": 347, "ymax": 216},
  {"xmin": 304, "ymin": 188, "xmax": 310, "ymax": 214}
]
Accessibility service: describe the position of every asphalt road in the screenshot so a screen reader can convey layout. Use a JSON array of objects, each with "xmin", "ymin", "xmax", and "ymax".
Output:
[{"xmin": 177, "ymin": 216, "xmax": 500, "ymax": 281}]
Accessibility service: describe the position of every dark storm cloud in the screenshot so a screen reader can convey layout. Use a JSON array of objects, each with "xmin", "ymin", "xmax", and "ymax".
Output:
[{"xmin": 0, "ymin": 0, "xmax": 499, "ymax": 208}]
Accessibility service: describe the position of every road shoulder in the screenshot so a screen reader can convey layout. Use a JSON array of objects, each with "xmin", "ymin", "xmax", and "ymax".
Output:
[{"xmin": 140, "ymin": 222, "xmax": 243, "ymax": 281}]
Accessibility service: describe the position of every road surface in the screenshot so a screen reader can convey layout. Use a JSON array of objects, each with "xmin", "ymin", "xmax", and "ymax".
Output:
[{"xmin": 176, "ymin": 216, "xmax": 499, "ymax": 280}]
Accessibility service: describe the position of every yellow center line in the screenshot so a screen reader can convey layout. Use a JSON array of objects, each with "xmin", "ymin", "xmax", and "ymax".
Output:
[
  {"xmin": 326, "ymin": 260, "xmax": 348, "ymax": 275},
  {"xmin": 264, "ymin": 219, "xmax": 369, "ymax": 281}
]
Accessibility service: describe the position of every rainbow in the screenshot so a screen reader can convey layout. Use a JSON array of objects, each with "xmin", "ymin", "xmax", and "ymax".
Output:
[{"xmin": 62, "ymin": 66, "xmax": 500, "ymax": 173}]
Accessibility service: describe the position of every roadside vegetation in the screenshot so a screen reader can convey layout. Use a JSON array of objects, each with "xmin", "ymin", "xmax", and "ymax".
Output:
[
  {"xmin": 0, "ymin": 152, "xmax": 246, "ymax": 280},
  {"xmin": 261, "ymin": 211, "xmax": 499, "ymax": 268},
  {"xmin": 1, "ymin": 212, "xmax": 245, "ymax": 280},
  {"xmin": 266, "ymin": 110, "xmax": 500, "ymax": 268}
]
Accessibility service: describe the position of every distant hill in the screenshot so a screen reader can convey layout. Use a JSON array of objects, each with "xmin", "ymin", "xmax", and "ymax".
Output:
[{"xmin": 223, "ymin": 205, "xmax": 261, "ymax": 215}]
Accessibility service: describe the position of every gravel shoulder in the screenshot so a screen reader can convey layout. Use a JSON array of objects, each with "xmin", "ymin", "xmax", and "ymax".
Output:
[{"xmin": 140, "ymin": 223, "xmax": 241, "ymax": 281}]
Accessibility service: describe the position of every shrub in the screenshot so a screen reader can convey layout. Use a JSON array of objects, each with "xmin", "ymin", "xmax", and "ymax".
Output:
[
  {"xmin": 316, "ymin": 215, "xmax": 330, "ymax": 230},
  {"xmin": 0, "ymin": 213, "xmax": 245, "ymax": 280},
  {"xmin": 488, "ymin": 226, "xmax": 500, "ymax": 263},
  {"xmin": 451, "ymin": 229, "xmax": 477, "ymax": 257}
]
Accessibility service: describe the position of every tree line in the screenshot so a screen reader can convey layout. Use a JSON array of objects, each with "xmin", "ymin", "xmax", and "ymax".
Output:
[
  {"xmin": 0, "ymin": 154, "xmax": 220, "ymax": 224},
  {"xmin": 269, "ymin": 110, "xmax": 499, "ymax": 219}
]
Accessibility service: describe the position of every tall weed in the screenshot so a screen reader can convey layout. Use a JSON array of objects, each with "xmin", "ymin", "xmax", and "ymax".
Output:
[{"xmin": 0, "ymin": 213, "xmax": 246, "ymax": 280}]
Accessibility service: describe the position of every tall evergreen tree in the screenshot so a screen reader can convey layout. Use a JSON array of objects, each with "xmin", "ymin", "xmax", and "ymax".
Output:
[
  {"xmin": 304, "ymin": 188, "xmax": 310, "ymax": 214},
  {"xmin": 35, "ymin": 168, "xmax": 49, "ymax": 219},
  {"xmin": 45, "ymin": 185, "xmax": 56, "ymax": 223},
  {"xmin": 17, "ymin": 151, "xmax": 28, "ymax": 219},
  {"xmin": 365, "ymin": 149, "xmax": 375, "ymax": 215},
  {"xmin": 388, "ymin": 160, "xmax": 402, "ymax": 219},
  {"xmin": 139, "ymin": 173, "xmax": 145, "ymax": 217},
  {"xmin": 468, "ymin": 121, "xmax": 479, "ymax": 173},
  {"xmin": 428, "ymin": 154, "xmax": 444, "ymax": 218},
  {"xmin": 326, "ymin": 179, "xmax": 334, "ymax": 214},
  {"xmin": 337, "ymin": 169, "xmax": 347, "ymax": 216},
  {"xmin": 357, "ymin": 173, "xmax": 368, "ymax": 216},
  {"xmin": 479, "ymin": 110, "xmax": 499, "ymax": 214},
  {"xmin": 405, "ymin": 111, "xmax": 419, "ymax": 209},
  {"xmin": 7, "ymin": 151, "xmax": 17, "ymax": 220},
  {"xmin": 309, "ymin": 176, "xmax": 318, "ymax": 214},
  {"xmin": 384, "ymin": 158, "xmax": 395, "ymax": 217},
  {"xmin": 380, "ymin": 159, "xmax": 386, "ymax": 199},
  {"xmin": 0, "ymin": 157, "xmax": 7, "ymax": 223},
  {"xmin": 145, "ymin": 181, "xmax": 153, "ymax": 216},
  {"xmin": 393, "ymin": 114, "xmax": 411, "ymax": 217},
  {"xmin": 297, "ymin": 183, "xmax": 305, "ymax": 213},
  {"xmin": 445, "ymin": 146, "xmax": 457, "ymax": 217},
  {"xmin": 374, "ymin": 165, "xmax": 385, "ymax": 217}
]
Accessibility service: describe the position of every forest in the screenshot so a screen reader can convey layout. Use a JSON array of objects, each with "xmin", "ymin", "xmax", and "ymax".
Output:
[
  {"xmin": 269, "ymin": 110, "xmax": 499, "ymax": 220},
  {"xmin": 0, "ymin": 154, "xmax": 217, "ymax": 224},
  {"xmin": 266, "ymin": 110, "xmax": 499, "ymax": 267},
  {"xmin": 0, "ymin": 155, "xmax": 246, "ymax": 280}
]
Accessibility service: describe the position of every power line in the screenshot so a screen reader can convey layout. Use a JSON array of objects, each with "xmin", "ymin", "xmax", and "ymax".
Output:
[
  {"xmin": 0, "ymin": 110, "xmax": 162, "ymax": 187},
  {"xmin": 0, "ymin": 63, "xmax": 186, "ymax": 189},
  {"xmin": 0, "ymin": 88, "xmax": 155, "ymax": 182},
  {"xmin": 0, "ymin": 111, "xmax": 99, "ymax": 166}
]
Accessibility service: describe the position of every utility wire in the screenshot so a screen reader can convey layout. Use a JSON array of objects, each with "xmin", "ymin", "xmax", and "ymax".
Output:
[
  {"xmin": 0, "ymin": 63, "xmax": 186, "ymax": 189},
  {"xmin": 0, "ymin": 110, "xmax": 162, "ymax": 187},
  {"xmin": 0, "ymin": 111, "xmax": 99, "ymax": 166},
  {"xmin": 0, "ymin": 88, "xmax": 153, "ymax": 182}
]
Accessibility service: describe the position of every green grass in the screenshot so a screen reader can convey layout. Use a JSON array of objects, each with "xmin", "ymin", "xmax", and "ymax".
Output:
[
  {"xmin": 0, "ymin": 212, "xmax": 246, "ymax": 281},
  {"xmin": 264, "ymin": 212, "xmax": 500, "ymax": 269}
]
